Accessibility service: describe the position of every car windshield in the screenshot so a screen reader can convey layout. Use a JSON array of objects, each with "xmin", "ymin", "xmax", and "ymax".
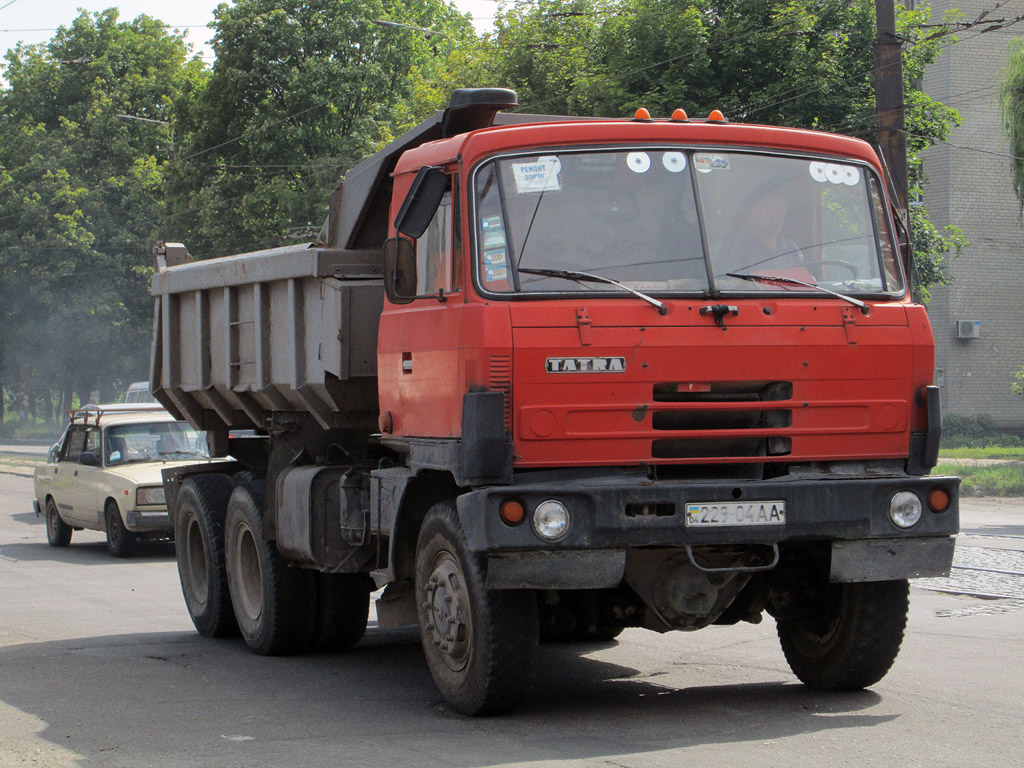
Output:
[
  {"xmin": 105, "ymin": 421, "xmax": 208, "ymax": 465},
  {"xmin": 473, "ymin": 148, "xmax": 904, "ymax": 297}
]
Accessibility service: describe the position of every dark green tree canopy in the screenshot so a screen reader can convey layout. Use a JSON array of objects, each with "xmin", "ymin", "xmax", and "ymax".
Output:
[
  {"xmin": 165, "ymin": 0, "xmax": 477, "ymax": 258},
  {"xmin": 0, "ymin": 10, "xmax": 203, "ymax": 409}
]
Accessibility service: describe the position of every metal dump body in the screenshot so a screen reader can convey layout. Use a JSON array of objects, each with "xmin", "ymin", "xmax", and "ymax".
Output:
[{"xmin": 150, "ymin": 244, "xmax": 383, "ymax": 434}]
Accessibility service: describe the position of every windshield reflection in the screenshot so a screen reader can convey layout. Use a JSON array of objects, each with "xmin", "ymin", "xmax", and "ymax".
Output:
[{"xmin": 473, "ymin": 148, "xmax": 903, "ymax": 297}]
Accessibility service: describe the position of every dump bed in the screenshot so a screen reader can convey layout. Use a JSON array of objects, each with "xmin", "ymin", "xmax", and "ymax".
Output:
[{"xmin": 150, "ymin": 244, "xmax": 383, "ymax": 435}]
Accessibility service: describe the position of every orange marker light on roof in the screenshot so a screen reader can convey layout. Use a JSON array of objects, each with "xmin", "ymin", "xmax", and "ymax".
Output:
[
  {"xmin": 707, "ymin": 109, "xmax": 726, "ymax": 122},
  {"xmin": 633, "ymin": 107, "xmax": 652, "ymax": 121},
  {"xmin": 671, "ymin": 108, "xmax": 688, "ymax": 121}
]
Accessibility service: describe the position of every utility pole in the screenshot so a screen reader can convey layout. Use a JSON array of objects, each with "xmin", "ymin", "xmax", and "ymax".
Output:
[{"xmin": 874, "ymin": 0, "xmax": 908, "ymax": 214}]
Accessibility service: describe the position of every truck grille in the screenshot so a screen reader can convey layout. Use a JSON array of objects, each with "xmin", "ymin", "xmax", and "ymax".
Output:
[
  {"xmin": 489, "ymin": 355, "xmax": 513, "ymax": 431},
  {"xmin": 650, "ymin": 381, "xmax": 794, "ymax": 459}
]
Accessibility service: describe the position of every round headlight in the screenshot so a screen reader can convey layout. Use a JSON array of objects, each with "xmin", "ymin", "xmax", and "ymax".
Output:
[
  {"xmin": 533, "ymin": 500, "xmax": 570, "ymax": 540},
  {"xmin": 889, "ymin": 491, "xmax": 923, "ymax": 529}
]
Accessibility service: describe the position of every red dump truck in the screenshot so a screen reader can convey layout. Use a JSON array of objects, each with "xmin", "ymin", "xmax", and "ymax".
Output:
[{"xmin": 152, "ymin": 88, "xmax": 959, "ymax": 715}]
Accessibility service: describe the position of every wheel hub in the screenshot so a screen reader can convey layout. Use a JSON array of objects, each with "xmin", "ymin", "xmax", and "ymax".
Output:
[{"xmin": 423, "ymin": 554, "xmax": 471, "ymax": 672}]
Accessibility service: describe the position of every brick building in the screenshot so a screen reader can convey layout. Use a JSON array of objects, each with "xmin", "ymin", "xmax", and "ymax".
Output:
[{"xmin": 920, "ymin": 0, "xmax": 1024, "ymax": 430}]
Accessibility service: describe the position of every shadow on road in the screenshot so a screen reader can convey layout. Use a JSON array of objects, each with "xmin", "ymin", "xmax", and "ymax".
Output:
[
  {"xmin": 0, "ymin": 539, "xmax": 176, "ymax": 565},
  {"xmin": 0, "ymin": 625, "xmax": 892, "ymax": 767}
]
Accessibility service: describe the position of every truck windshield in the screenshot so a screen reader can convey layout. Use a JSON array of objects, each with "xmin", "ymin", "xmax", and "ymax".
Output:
[{"xmin": 472, "ymin": 148, "xmax": 904, "ymax": 297}]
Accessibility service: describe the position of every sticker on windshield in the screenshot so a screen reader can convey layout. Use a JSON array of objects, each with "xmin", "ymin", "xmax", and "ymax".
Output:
[
  {"xmin": 810, "ymin": 161, "xmax": 861, "ymax": 186},
  {"xmin": 694, "ymin": 153, "xmax": 729, "ymax": 173},
  {"xmin": 481, "ymin": 215, "xmax": 507, "ymax": 248},
  {"xmin": 484, "ymin": 248, "xmax": 508, "ymax": 283},
  {"xmin": 512, "ymin": 156, "xmax": 562, "ymax": 193},
  {"xmin": 627, "ymin": 152, "xmax": 651, "ymax": 173},
  {"xmin": 662, "ymin": 152, "xmax": 687, "ymax": 172}
]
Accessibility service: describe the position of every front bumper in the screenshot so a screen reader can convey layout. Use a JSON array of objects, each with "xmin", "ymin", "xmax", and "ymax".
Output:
[
  {"xmin": 124, "ymin": 508, "xmax": 172, "ymax": 532},
  {"xmin": 456, "ymin": 471, "xmax": 959, "ymax": 588}
]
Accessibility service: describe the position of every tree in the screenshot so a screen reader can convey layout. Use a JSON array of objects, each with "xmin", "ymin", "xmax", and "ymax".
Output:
[
  {"xmin": 0, "ymin": 10, "xmax": 203, "ymax": 414},
  {"xmin": 483, "ymin": 0, "xmax": 965, "ymax": 298},
  {"xmin": 1003, "ymin": 38, "xmax": 1024, "ymax": 213},
  {"xmin": 165, "ymin": 0, "xmax": 479, "ymax": 259}
]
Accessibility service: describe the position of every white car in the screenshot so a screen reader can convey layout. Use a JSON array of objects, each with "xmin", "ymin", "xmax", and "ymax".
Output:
[{"xmin": 34, "ymin": 404, "xmax": 216, "ymax": 557}]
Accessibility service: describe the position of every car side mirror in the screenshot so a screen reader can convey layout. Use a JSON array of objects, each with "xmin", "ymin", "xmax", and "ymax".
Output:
[
  {"xmin": 394, "ymin": 166, "xmax": 447, "ymax": 238},
  {"xmin": 80, "ymin": 451, "xmax": 100, "ymax": 467},
  {"xmin": 383, "ymin": 237, "xmax": 418, "ymax": 304}
]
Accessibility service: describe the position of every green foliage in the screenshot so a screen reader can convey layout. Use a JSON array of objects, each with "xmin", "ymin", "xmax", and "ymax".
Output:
[
  {"xmin": 1002, "ymin": 37, "xmax": 1024, "ymax": 214},
  {"xmin": 165, "ymin": 0, "xmax": 478, "ymax": 258},
  {"xmin": 942, "ymin": 414, "xmax": 1024, "ymax": 448},
  {"xmin": 933, "ymin": 462, "xmax": 1024, "ymax": 497},
  {"xmin": 0, "ymin": 10, "xmax": 202, "ymax": 412}
]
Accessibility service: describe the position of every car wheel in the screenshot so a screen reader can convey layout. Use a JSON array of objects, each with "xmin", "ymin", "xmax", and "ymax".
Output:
[
  {"xmin": 777, "ymin": 579, "xmax": 909, "ymax": 690},
  {"xmin": 415, "ymin": 500, "xmax": 538, "ymax": 716},
  {"xmin": 175, "ymin": 474, "xmax": 238, "ymax": 638},
  {"xmin": 45, "ymin": 498, "xmax": 72, "ymax": 547},
  {"xmin": 224, "ymin": 478, "xmax": 315, "ymax": 655},
  {"xmin": 105, "ymin": 502, "xmax": 137, "ymax": 558}
]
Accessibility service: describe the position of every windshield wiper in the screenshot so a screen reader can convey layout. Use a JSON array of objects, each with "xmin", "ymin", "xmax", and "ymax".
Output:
[
  {"xmin": 518, "ymin": 267, "xmax": 668, "ymax": 315},
  {"xmin": 726, "ymin": 272, "xmax": 869, "ymax": 314}
]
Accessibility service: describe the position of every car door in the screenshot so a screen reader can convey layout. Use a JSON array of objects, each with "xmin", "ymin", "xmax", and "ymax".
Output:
[
  {"xmin": 48, "ymin": 426, "xmax": 85, "ymax": 524},
  {"xmin": 67, "ymin": 426, "xmax": 105, "ymax": 529}
]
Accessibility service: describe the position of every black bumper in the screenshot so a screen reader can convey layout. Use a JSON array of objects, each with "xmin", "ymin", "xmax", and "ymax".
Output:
[{"xmin": 456, "ymin": 471, "xmax": 959, "ymax": 586}]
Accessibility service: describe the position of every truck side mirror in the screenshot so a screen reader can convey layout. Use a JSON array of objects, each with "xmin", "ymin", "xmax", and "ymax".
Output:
[
  {"xmin": 394, "ymin": 167, "xmax": 447, "ymax": 238},
  {"xmin": 80, "ymin": 451, "xmax": 101, "ymax": 467},
  {"xmin": 383, "ymin": 237, "xmax": 417, "ymax": 304}
]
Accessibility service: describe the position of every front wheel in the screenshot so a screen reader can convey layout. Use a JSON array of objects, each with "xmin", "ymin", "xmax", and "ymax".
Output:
[
  {"xmin": 415, "ymin": 501, "xmax": 538, "ymax": 716},
  {"xmin": 106, "ymin": 502, "xmax": 137, "ymax": 558},
  {"xmin": 45, "ymin": 498, "xmax": 72, "ymax": 547},
  {"xmin": 777, "ymin": 579, "xmax": 909, "ymax": 690}
]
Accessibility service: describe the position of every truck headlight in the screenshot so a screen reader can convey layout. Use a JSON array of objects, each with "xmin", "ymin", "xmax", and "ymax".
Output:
[
  {"xmin": 533, "ymin": 500, "xmax": 570, "ymax": 540},
  {"xmin": 889, "ymin": 491, "xmax": 922, "ymax": 529},
  {"xmin": 136, "ymin": 486, "xmax": 166, "ymax": 506}
]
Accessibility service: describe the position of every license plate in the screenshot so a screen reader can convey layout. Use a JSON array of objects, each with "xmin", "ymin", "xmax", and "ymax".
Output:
[{"xmin": 685, "ymin": 500, "xmax": 786, "ymax": 527}]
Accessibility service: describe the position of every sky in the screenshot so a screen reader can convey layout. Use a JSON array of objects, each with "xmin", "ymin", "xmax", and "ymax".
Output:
[{"xmin": 0, "ymin": 0, "xmax": 499, "ymax": 67}]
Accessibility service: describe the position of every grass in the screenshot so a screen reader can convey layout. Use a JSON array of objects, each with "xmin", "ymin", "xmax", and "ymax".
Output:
[
  {"xmin": 939, "ymin": 446, "xmax": 1024, "ymax": 460},
  {"xmin": 934, "ymin": 461, "xmax": 1024, "ymax": 497}
]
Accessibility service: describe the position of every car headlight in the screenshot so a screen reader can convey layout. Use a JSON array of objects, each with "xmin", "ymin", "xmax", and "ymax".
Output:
[
  {"xmin": 533, "ymin": 500, "xmax": 570, "ymax": 540},
  {"xmin": 136, "ymin": 486, "xmax": 166, "ymax": 506},
  {"xmin": 889, "ymin": 491, "xmax": 923, "ymax": 529}
]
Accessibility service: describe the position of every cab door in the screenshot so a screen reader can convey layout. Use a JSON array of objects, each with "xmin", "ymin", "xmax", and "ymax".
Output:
[{"xmin": 379, "ymin": 178, "xmax": 466, "ymax": 439}]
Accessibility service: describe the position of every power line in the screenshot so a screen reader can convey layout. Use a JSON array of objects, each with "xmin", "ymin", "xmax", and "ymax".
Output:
[{"xmin": 0, "ymin": 0, "xmax": 24, "ymax": 12}]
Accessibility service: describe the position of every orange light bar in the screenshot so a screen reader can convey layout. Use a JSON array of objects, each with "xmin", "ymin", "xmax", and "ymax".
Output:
[
  {"xmin": 633, "ymin": 107, "xmax": 652, "ymax": 121},
  {"xmin": 671, "ymin": 108, "xmax": 688, "ymax": 121},
  {"xmin": 707, "ymin": 109, "xmax": 726, "ymax": 122},
  {"xmin": 499, "ymin": 499, "xmax": 526, "ymax": 526}
]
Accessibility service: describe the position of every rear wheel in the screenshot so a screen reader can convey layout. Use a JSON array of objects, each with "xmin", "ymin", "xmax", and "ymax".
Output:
[
  {"xmin": 175, "ymin": 474, "xmax": 237, "ymax": 637},
  {"xmin": 224, "ymin": 479, "xmax": 315, "ymax": 655},
  {"xmin": 45, "ymin": 498, "xmax": 72, "ymax": 547},
  {"xmin": 777, "ymin": 579, "xmax": 909, "ymax": 690},
  {"xmin": 415, "ymin": 501, "xmax": 538, "ymax": 716},
  {"xmin": 105, "ymin": 502, "xmax": 137, "ymax": 558}
]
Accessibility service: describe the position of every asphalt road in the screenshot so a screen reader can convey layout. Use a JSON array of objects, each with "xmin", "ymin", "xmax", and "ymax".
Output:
[{"xmin": 1, "ymin": 456, "xmax": 1022, "ymax": 768}]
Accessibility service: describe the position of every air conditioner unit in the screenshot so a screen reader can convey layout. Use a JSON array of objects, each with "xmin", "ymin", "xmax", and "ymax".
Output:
[{"xmin": 955, "ymin": 320, "xmax": 980, "ymax": 339}]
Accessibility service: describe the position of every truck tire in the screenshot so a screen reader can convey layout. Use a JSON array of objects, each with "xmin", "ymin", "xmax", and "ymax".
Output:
[
  {"xmin": 224, "ymin": 480, "xmax": 315, "ymax": 655},
  {"xmin": 45, "ymin": 498, "xmax": 72, "ymax": 547},
  {"xmin": 312, "ymin": 572, "xmax": 372, "ymax": 652},
  {"xmin": 777, "ymin": 579, "xmax": 909, "ymax": 690},
  {"xmin": 175, "ymin": 474, "xmax": 238, "ymax": 638},
  {"xmin": 105, "ymin": 501, "xmax": 137, "ymax": 558},
  {"xmin": 415, "ymin": 501, "xmax": 538, "ymax": 716}
]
